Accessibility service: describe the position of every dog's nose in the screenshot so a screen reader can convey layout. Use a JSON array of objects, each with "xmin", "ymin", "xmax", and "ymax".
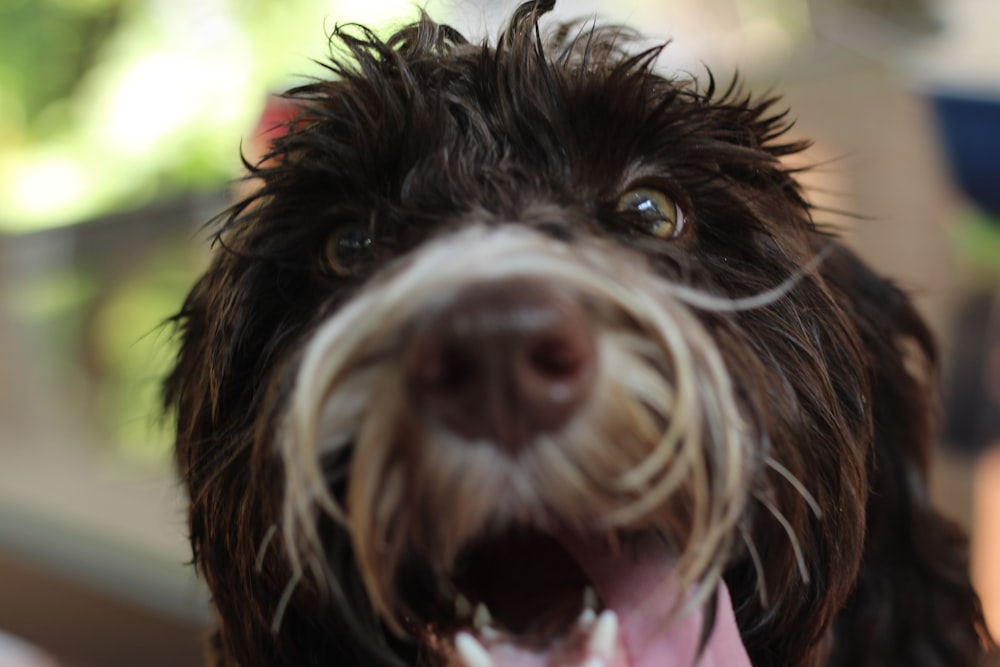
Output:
[{"xmin": 407, "ymin": 280, "xmax": 597, "ymax": 452}]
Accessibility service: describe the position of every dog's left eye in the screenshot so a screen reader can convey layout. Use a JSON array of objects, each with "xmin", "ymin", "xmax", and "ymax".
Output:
[
  {"xmin": 324, "ymin": 226, "xmax": 373, "ymax": 276},
  {"xmin": 616, "ymin": 188, "xmax": 685, "ymax": 239}
]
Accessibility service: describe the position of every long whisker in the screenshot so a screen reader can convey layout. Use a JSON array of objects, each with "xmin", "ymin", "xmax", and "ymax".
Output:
[
  {"xmin": 271, "ymin": 568, "xmax": 302, "ymax": 635},
  {"xmin": 664, "ymin": 243, "xmax": 835, "ymax": 312},
  {"xmin": 256, "ymin": 523, "xmax": 279, "ymax": 573},
  {"xmin": 759, "ymin": 496, "xmax": 809, "ymax": 584},
  {"xmin": 739, "ymin": 523, "xmax": 769, "ymax": 608},
  {"xmin": 765, "ymin": 454, "xmax": 822, "ymax": 519}
]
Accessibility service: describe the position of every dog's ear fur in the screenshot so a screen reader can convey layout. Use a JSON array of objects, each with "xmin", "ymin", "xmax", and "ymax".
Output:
[
  {"xmin": 818, "ymin": 241, "xmax": 990, "ymax": 666},
  {"xmin": 166, "ymin": 272, "xmax": 403, "ymax": 666}
]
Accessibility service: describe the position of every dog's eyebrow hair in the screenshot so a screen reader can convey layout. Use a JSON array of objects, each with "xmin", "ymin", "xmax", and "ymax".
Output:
[{"xmin": 663, "ymin": 242, "xmax": 835, "ymax": 312}]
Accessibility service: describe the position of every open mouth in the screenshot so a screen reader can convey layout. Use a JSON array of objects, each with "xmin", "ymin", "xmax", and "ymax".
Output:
[
  {"xmin": 452, "ymin": 530, "xmax": 595, "ymax": 643},
  {"xmin": 399, "ymin": 527, "xmax": 745, "ymax": 667}
]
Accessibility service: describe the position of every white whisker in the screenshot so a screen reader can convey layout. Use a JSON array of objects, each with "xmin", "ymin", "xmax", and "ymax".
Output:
[
  {"xmin": 739, "ymin": 523, "xmax": 769, "ymax": 608},
  {"xmin": 760, "ymin": 496, "xmax": 810, "ymax": 584},
  {"xmin": 663, "ymin": 243, "xmax": 835, "ymax": 312},
  {"xmin": 256, "ymin": 523, "xmax": 279, "ymax": 574},
  {"xmin": 765, "ymin": 454, "xmax": 822, "ymax": 519},
  {"xmin": 270, "ymin": 568, "xmax": 302, "ymax": 635}
]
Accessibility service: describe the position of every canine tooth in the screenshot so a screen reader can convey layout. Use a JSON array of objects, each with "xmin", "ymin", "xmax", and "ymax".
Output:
[
  {"xmin": 455, "ymin": 595, "xmax": 473, "ymax": 618},
  {"xmin": 473, "ymin": 602, "xmax": 492, "ymax": 629},
  {"xmin": 578, "ymin": 607, "xmax": 597, "ymax": 626},
  {"xmin": 455, "ymin": 632, "xmax": 493, "ymax": 667},
  {"xmin": 583, "ymin": 586, "xmax": 598, "ymax": 611},
  {"xmin": 582, "ymin": 658, "xmax": 605, "ymax": 667},
  {"xmin": 588, "ymin": 610, "xmax": 618, "ymax": 658}
]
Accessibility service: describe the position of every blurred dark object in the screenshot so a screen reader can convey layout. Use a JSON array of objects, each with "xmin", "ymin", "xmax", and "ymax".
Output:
[
  {"xmin": 944, "ymin": 291, "xmax": 1000, "ymax": 453},
  {"xmin": 931, "ymin": 91, "xmax": 1000, "ymax": 218},
  {"xmin": 0, "ymin": 547, "xmax": 204, "ymax": 667},
  {"xmin": 934, "ymin": 91, "xmax": 1000, "ymax": 452}
]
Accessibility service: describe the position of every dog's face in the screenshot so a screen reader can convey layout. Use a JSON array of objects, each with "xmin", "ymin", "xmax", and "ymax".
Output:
[{"xmin": 166, "ymin": 2, "xmax": 988, "ymax": 666}]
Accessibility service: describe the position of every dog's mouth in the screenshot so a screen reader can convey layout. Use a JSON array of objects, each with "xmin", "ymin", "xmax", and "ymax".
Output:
[
  {"xmin": 450, "ymin": 530, "xmax": 594, "ymax": 642},
  {"xmin": 401, "ymin": 527, "xmax": 747, "ymax": 667}
]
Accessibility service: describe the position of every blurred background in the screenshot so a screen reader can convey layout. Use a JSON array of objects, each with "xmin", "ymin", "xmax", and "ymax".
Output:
[{"xmin": 0, "ymin": 0, "xmax": 997, "ymax": 664}]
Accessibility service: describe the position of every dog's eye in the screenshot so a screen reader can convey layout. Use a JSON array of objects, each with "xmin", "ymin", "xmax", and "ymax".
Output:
[
  {"xmin": 324, "ymin": 226, "xmax": 373, "ymax": 276},
  {"xmin": 616, "ymin": 188, "xmax": 685, "ymax": 239}
]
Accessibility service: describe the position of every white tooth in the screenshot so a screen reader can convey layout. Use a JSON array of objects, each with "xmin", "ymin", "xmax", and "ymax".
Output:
[
  {"xmin": 583, "ymin": 586, "xmax": 598, "ymax": 611},
  {"xmin": 578, "ymin": 607, "xmax": 597, "ymax": 626},
  {"xmin": 582, "ymin": 658, "xmax": 605, "ymax": 667},
  {"xmin": 455, "ymin": 632, "xmax": 493, "ymax": 667},
  {"xmin": 455, "ymin": 595, "xmax": 473, "ymax": 618},
  {"xmin": 474, "ymin": 602, "xmax": 492, "ymax": 629},
  {"xmin": 588, "ymin": 610, "xmax": 619, "ymax": 658},
  {"xmin": 480, "ymin": 625, "xmax": 500, "ymax": 641}
]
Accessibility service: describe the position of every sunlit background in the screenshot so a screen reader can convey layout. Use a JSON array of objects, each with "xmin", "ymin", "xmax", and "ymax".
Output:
[{"xmin": 0, "ymin": 0, "xmax": 998, "ymax": 664}]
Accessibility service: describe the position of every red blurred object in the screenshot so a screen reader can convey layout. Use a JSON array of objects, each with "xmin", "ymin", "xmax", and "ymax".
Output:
[{"xmin": 248, "ymin": 95, "xmax": 301, "ymax": 166}]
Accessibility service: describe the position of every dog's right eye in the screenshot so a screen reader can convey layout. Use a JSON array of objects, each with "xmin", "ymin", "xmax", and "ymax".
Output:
[
  {"xmin": 324, "ymin": 226, "xmax": 373, "ymax": 276},
  {"xmin": 616, "ymin": 187, "xmax": 685, "ymax": 239}
]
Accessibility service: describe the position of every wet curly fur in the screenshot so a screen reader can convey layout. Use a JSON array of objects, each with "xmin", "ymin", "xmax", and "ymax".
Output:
[{"xmin": 165, "ymin": 2, "xmax": 991, "ymax": 665}]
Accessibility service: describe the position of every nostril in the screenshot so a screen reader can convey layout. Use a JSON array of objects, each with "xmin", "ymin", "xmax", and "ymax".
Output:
[{"xmin": 529, "ymin": 336, "xmax": 586, "ymax": 381}]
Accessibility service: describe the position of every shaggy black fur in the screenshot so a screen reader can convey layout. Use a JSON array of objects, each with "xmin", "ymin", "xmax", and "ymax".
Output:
[{"xmin": 165, "ymin": 2, "xmax": 991, "ymax": 665}]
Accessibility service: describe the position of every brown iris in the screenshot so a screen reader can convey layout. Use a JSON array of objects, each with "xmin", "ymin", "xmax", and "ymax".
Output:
[{"xmin": 616, "ymin": 187, "xmax": 685, "ymax": 239}]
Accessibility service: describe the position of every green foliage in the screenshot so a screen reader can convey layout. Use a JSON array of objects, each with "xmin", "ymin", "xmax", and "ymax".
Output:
[
  {"xmin": 954, "ymin": 209, "xmax": 1000, "ymax": 278},
  {"xmin": 0, "ymin": 0, "xmax": 421, "ymax": 232},
  {"xmin": 0, "ymin": 0, "xmax": 126, "ymax": 139}
]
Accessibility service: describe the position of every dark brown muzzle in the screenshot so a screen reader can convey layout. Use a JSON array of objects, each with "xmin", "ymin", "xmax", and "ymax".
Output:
[{"xmin": 407, "ymin": 279, "xmax": 597, "ymax": 452}]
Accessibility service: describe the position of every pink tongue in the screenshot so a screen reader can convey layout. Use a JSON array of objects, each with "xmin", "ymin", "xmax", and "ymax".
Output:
[
  {"xmin": 576, "ymin": 537, "xmax": 752, "ymax": 667},
  {"xmin": 454, "ymin": 537, "xmax": 753, "ymax": 667}
]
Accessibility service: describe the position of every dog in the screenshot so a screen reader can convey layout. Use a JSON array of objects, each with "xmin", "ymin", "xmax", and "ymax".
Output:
[{"xmin": 164, "ymin": 2, "xmax": 992, "ymax": 665}]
